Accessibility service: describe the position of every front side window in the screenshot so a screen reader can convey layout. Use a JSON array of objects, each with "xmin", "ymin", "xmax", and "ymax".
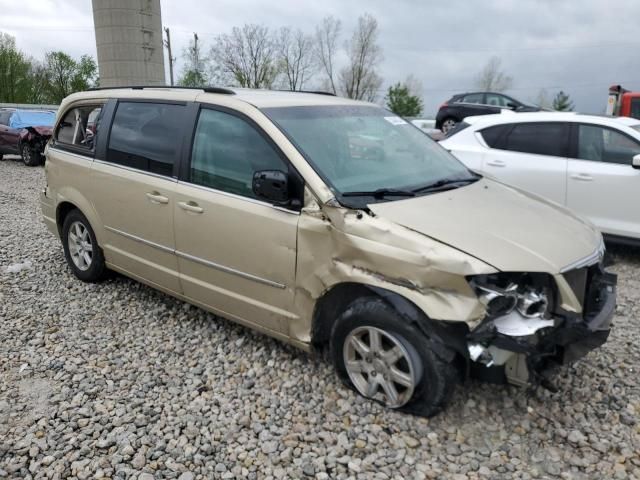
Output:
[
  {"xmin": 264, "ymin": 105, "xmax": 476, "ymax": 204},
  {"xmin": 56, "ymin": 105, "xmax": 103, "ymax": 151},
  {"xmin": 577, "ymin": 124, "xmax": 640, "ymax": 165},
  {"xmin": 485, "ymin": 94, "xmax": 510, "ymax": 107},
  {"xmin": 190, "ymin": 108, "xmax": 287, "ymax": 199},
  {"xmin": 107, "ymin": 102, "xmax": 186, "ymax": 176},
  {"xmin": 502, "ymin": 122, "xmax": 568, "ymax": 157},
  {"xmin": 629, "ymin": 98, "xmax": 640, "ymax": 120}
]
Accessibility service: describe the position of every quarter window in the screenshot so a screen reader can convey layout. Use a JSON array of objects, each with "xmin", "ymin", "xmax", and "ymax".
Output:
[
  {"xmin": 107, "ymin": 102, "xmax": 186, "ymax": 176},
  {"xmin": 502, "ymin": 122, "xmax": 568, "ymax": 157},
  {"xmin": 56, "ymin": 105, "xmax": 103, "ymax": 151},
  {"xmin": 190, "ymin": 108, "xmax": 287, "ymax": 200},
  {"xmin": 577, "ymin": 124, "xmax": 640, "ymax": 165}
]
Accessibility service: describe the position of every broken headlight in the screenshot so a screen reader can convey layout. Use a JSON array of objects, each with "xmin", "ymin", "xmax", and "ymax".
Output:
[{"xmin": 469, "ymin": 273, "xmax": 554, "ymax": 319}]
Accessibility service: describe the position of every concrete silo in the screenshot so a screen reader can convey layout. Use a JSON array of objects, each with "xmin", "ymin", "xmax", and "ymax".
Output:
[{"xmin": 91, "ymin": 0, "xmax": 166, "ymax": 87}]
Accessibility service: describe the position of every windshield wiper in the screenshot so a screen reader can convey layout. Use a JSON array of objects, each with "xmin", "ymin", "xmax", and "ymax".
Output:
[
  {"xmin": 341, "ymin": 188, "xmax": 416, "ymax": 199},
  {"xmin": 412, "ymin": 176, "xmax": 479, "ymax": 194}
]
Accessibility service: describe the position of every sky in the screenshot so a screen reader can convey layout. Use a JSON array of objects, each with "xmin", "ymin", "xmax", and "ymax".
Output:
[{"xmin": 1, "ymin": 0, "xmax": 639, "ymax": 116}]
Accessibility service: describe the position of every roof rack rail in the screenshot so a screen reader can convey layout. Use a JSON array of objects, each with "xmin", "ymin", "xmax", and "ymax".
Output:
[
  {"xmin": 86, "ymin": 85, "xmax": 236, "ymax": 95},
  {"xmin": 275, "ymin": 89, "xmax": 336, "ymax": 97}
]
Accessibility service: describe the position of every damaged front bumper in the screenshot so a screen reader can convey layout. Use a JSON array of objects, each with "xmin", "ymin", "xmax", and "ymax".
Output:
[{"xmin": 466, "ymin": 267, "xmax": 617, "ymax": 387}]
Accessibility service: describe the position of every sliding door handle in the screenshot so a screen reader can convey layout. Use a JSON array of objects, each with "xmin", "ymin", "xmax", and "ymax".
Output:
[{"xmin": 486, "ymin": 159, "xmax": 506, "ymax": 167}]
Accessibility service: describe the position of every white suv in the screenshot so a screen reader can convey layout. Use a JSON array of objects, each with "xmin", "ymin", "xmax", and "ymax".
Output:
[{"xmin": 441, "ymin": 112, "xmax": 640, "ymax": 244}]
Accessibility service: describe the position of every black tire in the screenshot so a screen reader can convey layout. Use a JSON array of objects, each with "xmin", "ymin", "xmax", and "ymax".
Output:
[
  {"xmin": 21, "ymin": 143, "xmax": 42, "ymax": 166},
  {"xmin": 330, "ymin": 297, "xmax": 459, "ymax": 417},
  {"xmin": 61, "ymin": 209, "xmax": 107, "ymax": 282}
]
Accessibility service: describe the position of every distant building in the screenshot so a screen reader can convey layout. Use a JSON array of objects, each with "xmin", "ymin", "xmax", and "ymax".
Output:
[{"xmin": 91, "ymin": 0, "xmax": 165, "ymax": 87}]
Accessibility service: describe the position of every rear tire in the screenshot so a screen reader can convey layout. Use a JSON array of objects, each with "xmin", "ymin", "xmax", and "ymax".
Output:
[
  {"xmin": 330, "ymin": 297, "xmax": 459, "ymax": 417},
  {"xmin": 21, "ymin": 143, "xmax": 41, "ymax": 166},
  {"xmin": 441, "ymin": 117, "xmax": 458, "ymax": 134},
  {"xmin": 61, "ymin": 209, "xmax": 107, "ymax": 282}
]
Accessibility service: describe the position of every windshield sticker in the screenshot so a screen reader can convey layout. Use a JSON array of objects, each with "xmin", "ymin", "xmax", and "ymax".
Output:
[{"xmin": 384, "ymin": 116, "xmax": 408, "ymax": 126}]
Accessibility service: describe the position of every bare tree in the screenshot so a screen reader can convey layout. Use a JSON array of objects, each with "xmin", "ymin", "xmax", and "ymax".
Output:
[
  {"xmin": 314, "ymin": 16, "xmax": 341, "ymax": 94},
  {"xmin": 532, "ymin": 88, "xmax": 551, "ymax": 109},
  {"xmin": 210, "ymin": 24, "xmax": 279, "ymax": 89},
  {"xmin": 276, "ymin": 27, "xmax": 316, "ymax": 91},
  {"xmin": 339, "ymin": 13, "xmax": 383, "ymax": 101},
  {"xmin": 475, "ymin": 56, "xmax": 513, "ymax": 92}
]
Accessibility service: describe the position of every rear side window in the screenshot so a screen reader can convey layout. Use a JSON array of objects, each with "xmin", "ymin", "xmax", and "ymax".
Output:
[
  {"xmin": 56, "ymin": 105, "xmax": 103, "ymax": 151},
  {"xmin": 107, "ymin": 102, "xmax": 186, "ymax": 177},
  {"xmin": 0, "ymin": 111, "xmax": 11, "ymax": 126},
  {"xmin": 479, "ymin": 124, "xmax": 510, "ymax": 148},
  {"xmin": 461, "ymin": 93, "xmax": 484, "ymax": 104},
  {"xmin": 502, "ymin": 122, "xmax": 568, "ymax": 157},
  {"xmin": 189, "ymin": 108, "xmax": 287, "ymax": 200}
]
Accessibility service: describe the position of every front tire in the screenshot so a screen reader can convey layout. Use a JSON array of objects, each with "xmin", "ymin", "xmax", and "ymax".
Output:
[
  {"xmin": 62, "ymin": 209, "xmax": 107, "ymax": 282},
  {"xmin": 330, "ymin": 298, "xmax": 459, "ymax": 417},
  {"xmin": 21, "ymin": 143, "xmax": 41, "ymax": 166}
]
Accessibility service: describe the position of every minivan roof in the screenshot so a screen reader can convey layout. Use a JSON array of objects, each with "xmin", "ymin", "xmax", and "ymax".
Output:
[{"xmin": 63, "ymin": 86, "xmax": 373, "ymax": 109}]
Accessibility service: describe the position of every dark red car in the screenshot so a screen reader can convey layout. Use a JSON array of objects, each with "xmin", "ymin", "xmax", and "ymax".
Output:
[{"xmin": 0, "ymin": 108, "xmax": 56, "ymax": 166}]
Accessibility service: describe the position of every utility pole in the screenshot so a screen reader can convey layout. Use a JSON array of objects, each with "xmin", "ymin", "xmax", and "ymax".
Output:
[
  {"xmin": 193, "ymin": 32, "xmax": 199, "ymax": 77},
  {"xmin": 163, "ymin": 27, "xmax": 175, "ymax": 85}
]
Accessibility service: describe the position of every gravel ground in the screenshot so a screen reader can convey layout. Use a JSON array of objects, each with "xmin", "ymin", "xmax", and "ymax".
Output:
[{"xmin": 1, "ymin": 158, "xmax": 639, "ymax": 480}]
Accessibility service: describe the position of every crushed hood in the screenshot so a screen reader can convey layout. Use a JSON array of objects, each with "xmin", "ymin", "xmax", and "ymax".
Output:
[{"xmin": 368, "ymin": 178, "xmax": 601, "ymax": 273}]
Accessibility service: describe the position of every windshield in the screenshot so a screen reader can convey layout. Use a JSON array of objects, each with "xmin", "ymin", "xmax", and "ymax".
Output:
[{"xmin": 263, "ymin": 105, "xmax": 476, "ymax": 204}]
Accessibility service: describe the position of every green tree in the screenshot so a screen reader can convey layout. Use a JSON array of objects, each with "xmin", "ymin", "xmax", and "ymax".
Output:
[
  {"xmin": 385, "ymin": 82, "xmax": 423, "ymax": 117},
  {"xmin": 552, "ymin": 90, "xmax": 574, "ymax": 111},
  {"xmin": 0, "ymin": 32, "xmax": 33, "ymax": 102},
  {"xmin": 43, "ymin": 52, "xmax": 97, "ymax": 103},
  {"xmin": 179, "ymin": 33, "xmax": 209, "ymax": 87}
]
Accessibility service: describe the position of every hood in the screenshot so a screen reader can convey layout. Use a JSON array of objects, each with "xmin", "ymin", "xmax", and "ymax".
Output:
[{"xmin": 368, "ymin": 178, "xmax": 601, "ymax": 273}]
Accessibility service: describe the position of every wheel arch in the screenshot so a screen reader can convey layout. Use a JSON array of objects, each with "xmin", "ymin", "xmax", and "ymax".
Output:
[
  {"xmin": 54, "ymin": 191, "xmax": 104, "ymax": 245},
  {"xmin": 311, "ymin": 282, "xmax": 469, "ymax": 362}
]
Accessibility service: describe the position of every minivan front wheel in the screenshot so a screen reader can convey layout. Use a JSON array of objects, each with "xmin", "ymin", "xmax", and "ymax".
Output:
[
  {"xmin": 62, "ymin": 209, "xmax": 106, "ymax": 282},
  {"xmin": 331, "ymin": 298, "xmax": 459, "ymax": 417}
]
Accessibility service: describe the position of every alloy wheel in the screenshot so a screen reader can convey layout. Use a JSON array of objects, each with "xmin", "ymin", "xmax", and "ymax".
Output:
[
  {"xmin": 67, "ymin": 221, "xmax": 93, "ymax": 271},
  {"xmin": 442, "ymin": 119, "xmax": 457, "ymax": 133},
  {"xmin": 343, "ymin": 326, "xmax": 420, "ymax": 408}
]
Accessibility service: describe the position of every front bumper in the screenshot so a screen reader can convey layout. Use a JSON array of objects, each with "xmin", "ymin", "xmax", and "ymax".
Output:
[{"xmin": 467, "ymin": 268, "xmax": 617, "ymax": 386}]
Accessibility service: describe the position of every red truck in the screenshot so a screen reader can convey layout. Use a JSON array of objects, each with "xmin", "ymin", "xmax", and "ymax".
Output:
[{"xmin": 606, "ymin": 85, "xmax": 640, "ymax": 119}]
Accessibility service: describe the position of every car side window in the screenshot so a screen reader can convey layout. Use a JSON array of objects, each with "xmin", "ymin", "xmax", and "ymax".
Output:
[
  {"xmin": 190, "ymin": 108, "xmax": 287, "ymax": 200},
  {"xmin": 107, "ymin": 102, "xmax": 186, "ymax": 177},
  {"xmin": 56, "ymin": 105, "xmax": 103, "ymax": 151},
  {"xmin": 480, "ymin": 125, "xmax": 510, "ymax": 148},
  {"xmin": 577, "ymin": 124, "xmax": 640, "ymax": 165},
  {"xmin": 502, "ymin": 122, "xmax": 568, "ymax": 157},
  {"xmin": 485, "ymin": 94, "xmax": 509, "ymax": 107},
  {"xmin": 0, "ymin": 111, "xmax": 11, "ymax": 126},
  {"xmin": 462, "ymin": 93, "xmax": 484, "ymax": 104}
]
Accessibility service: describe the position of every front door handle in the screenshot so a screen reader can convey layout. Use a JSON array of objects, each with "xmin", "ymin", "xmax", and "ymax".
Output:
[
  {"xmin": 178, "ymin": 201, "xmax": 204, "ymax": 214},
  {"xmin": 570, "ymin": 173, "xmax": 593, "ymax": 182},
  {"xmin": 146, "ymin": 192, "xmax": 169, "ymax": 204},
  {"xmin": 486, "ymin": 159, "xmax": 506, "ymax": 167}
]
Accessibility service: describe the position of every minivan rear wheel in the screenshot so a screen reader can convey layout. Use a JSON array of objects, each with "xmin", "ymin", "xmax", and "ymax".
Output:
[
  {"xmin": 62, "ymin": 209, "xmax": 106, "ymax": 282},
  {"xmin": 330, "ymin": 297, "xmax": 459, "ymax": 417}
]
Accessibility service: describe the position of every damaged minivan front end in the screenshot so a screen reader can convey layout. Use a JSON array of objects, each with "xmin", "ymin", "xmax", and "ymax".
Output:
[{"xmin": 466, "ymin": 258, "xmax": 616, "ymax": 387}]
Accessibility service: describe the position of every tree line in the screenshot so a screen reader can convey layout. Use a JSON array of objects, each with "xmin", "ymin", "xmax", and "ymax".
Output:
[{"xmin": 0, "ymin": 32, "xmax": 97, "ymax": 104}]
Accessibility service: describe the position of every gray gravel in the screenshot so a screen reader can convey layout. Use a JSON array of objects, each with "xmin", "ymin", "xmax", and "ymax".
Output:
[{"xmin": 1, "ymin": 157, "xmax": 639, "ymax": 480}]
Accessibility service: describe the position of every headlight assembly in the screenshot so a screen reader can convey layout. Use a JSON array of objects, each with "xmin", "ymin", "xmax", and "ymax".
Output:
[{"xmin": 469, "ymin": 273, "xmax": 555, "ymax": 320}]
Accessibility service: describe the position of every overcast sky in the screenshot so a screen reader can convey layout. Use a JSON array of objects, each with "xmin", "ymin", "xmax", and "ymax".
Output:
[{"xmin": 1, "ymin": 0, "xmax": 639, "ymax": 115}]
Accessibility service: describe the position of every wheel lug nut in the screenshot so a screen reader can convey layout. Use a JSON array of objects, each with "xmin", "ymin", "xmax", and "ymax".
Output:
[{"xmin": 371, "ymin": 371, "xmax": 377, "ymax": 376}]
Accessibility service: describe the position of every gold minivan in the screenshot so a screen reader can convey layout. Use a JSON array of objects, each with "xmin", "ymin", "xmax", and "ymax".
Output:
[{"xmin": 40, "ymin": 86, "xmax": 616, "ymax": 416}]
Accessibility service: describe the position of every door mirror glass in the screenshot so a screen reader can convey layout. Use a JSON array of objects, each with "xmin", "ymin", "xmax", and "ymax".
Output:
[
  {"xmin": 506, "ymin": 102, "xmax": 518, "ymax": 109},
  {"xmin": 252, "ymin": 170, "xmax": 289, "ymax": 204},
  {"xmin": 633, "ymin": 154, "xmax": 640, "ymax": 169}
]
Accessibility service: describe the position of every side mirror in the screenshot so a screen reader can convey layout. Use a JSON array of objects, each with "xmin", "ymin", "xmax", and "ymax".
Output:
[
  {"xmin": 633, "ymin": 154, "xmax": 640, "ymax": 169},
  {"xmin": 252, "ymin": 170, "xmax": 290, "ymax": 204},
  {"xmin": 506, "ymin": 102, "xmax": 518, "ymax": 109}
]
